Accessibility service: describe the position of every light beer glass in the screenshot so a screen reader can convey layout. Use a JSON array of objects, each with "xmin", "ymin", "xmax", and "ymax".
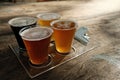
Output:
[
  {"xmin": 37, "ymin": 13, "xmax": 61, "ymax": 41},
  {"xmin": 51, "ymin": 20, "xmax": 77, "ymax": 54},
  {"xmin": 37, "ymin": 13, "xmax": 61, "ymax": 27},
  {"xmin": 20, "ymin": 27, "xmax": 53, "ymax": 65}
]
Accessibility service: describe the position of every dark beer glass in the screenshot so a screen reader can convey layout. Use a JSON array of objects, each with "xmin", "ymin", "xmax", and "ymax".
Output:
[{"xmin": 8, "ymin": 17, "xmax": 37, "ymax": 51}]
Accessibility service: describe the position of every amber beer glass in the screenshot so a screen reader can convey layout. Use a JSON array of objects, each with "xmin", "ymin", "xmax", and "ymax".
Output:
[
  {"xmin": 20, "ymin": 27, "xmax": 53, "ymax": 65},
  {"xmin": 37, "ymin": 13, "xmax": 61, "ymax": 27},
  {"xmin": 51, "ymin": 20, "xmax": 77, "ymax": 54}
]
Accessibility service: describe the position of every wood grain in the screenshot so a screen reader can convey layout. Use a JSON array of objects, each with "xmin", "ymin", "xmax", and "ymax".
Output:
[{"xmin": 0, "ymin": 0, "xmax": 120, "ymax": 80}]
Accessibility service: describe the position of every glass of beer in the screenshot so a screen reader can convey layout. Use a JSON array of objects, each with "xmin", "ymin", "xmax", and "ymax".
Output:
[
  {"xmin": 37, "ymin": 13, "xmax": 61, "ymax": 41},
  {"xmin": 8, "ymin": 17, "xmax": 37, "ymax": 51},
  {"xmin": 37, "ymin": 13, "xmax": 61, "ymax": 27},
  {"xmin": 19, "ymin": 27, "xmax": 53, "ymax": 65},
  {"xmin": 51, "ymin": 19, "xmax": 77, "ymax": 54}
]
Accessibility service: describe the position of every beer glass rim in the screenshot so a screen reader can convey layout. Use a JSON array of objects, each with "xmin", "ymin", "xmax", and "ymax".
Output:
[
  {"xmin": 19, "ymin": 27, "xmax": 53, "ymax": 41},
  {"xmin": 37, "ymin": 13, "xmax": 61, "ymax": 20},
  {"xmin": 50, "ymin": 19, "xmax": 78, "ymax": 30},
  {"xmin": 8, "ymin": 16, "xmax": 37, "ymax": 27}
]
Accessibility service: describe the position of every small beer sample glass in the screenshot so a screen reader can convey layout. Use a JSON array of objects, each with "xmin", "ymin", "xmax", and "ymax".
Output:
[
  {"xmin": 37, "ymin": 13, "xmax": 61, "ymax": 41},
  {"xmin": 8, "ymin": 17, "xmax": 37, "ymax": 51},
  {"xmin": 19, "ymin": 27, "xmax": 53, "ymax": 65},
  {"xmin": 37, "ymin": 13, "xmax": 61, "ymax": 27},
  {"xmin": 51, "ymin": 19, "xmax": 77, "ymax": 54}
]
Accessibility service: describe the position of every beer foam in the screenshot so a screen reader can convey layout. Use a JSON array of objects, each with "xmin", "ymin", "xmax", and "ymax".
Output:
[
  {"xmin": 20, "ymin": 27, "xmax": 52, "ymax": 41},
  {"xmin": 39, "ymin": 13, "xmax": 60, "ymax": 20},
  {"xmin": 64, "ymin": 21, "xmax": 71, "ymax": 28},
  {"xmin": 9, "ymin": 17, "xmax": 36, "ymax": 27},
  {"xmin": 54, "ymin": 21, "xmax": 75, "ymax": 29}
]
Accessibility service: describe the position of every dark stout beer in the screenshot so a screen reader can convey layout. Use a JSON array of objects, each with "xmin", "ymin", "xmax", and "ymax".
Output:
[{"xmin": 8, "ymin": 17, "xmax": 37, "ymax": 50}]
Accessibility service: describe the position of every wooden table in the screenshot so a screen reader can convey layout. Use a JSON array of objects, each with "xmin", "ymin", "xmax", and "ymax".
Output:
[{"xmin": 0, "ymin": 1, "xmax": 120, "ymax": 80}]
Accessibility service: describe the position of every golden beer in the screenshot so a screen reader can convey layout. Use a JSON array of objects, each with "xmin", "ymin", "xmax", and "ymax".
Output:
[
  {"xmin": 37, "ymin": 13, "xmax": 61, "ymax": 41},
  {"xmin": 51, "ymin": 20, "xmax": 77, "ymax": 54},
  {"xmin": 37, "ymin": 13, "xmax": 61, "ymax": 27}
]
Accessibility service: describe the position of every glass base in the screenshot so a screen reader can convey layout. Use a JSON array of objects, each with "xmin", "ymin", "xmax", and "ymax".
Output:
[
  {"xmin": 28, "ymin": 55, "xmax": 52, "ymax": 69},
  {"xmin": 9, "ymin": 39, "xmax": 99, "ymax": 78}
]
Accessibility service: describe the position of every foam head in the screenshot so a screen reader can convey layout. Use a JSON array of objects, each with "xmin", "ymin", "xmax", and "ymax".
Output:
[
  {"xmin": 20, "ymin": 27, "xmax": 53, "ymax": 41},
  {"xmin": 8, "ymin": 17, "xmax": 37, "ymax": 27},
  {"xmin": 51, "ymin": 20, "xmax": 77, "ymax": 30},
  {"xmin": 37, "ymin": 13, "xmax": 60, "ymax": 20}
]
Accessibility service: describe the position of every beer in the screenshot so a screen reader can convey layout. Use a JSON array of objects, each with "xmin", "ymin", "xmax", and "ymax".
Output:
[
  {"xmin": 37, "ymin": 13, "xmax": 61, "ymax": 27},
  {"xmin": 51, "ymin": 20, "xmax": 77, "ymax": 54},
  {"xmin": 8, "ymin": 17, "xmax": 37, "ymax": 50},
  {"xmin": 20, "ymin": 27, "xmax": 53, "ymax": 65},
  {"xmin": 37, "ymin": 13, "xmax": 61, "ymax": 41}
]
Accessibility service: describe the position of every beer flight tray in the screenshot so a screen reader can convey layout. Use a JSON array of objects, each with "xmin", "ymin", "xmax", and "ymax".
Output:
[{"xmin": 9, "ymin": 38, "xmax": 99, "ymax": 78}]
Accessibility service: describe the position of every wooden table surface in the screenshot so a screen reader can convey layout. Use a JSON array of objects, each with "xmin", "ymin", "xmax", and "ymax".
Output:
[{"xmin": 0, "ymin": 0, "xmax": 120, "ymax": 80}]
